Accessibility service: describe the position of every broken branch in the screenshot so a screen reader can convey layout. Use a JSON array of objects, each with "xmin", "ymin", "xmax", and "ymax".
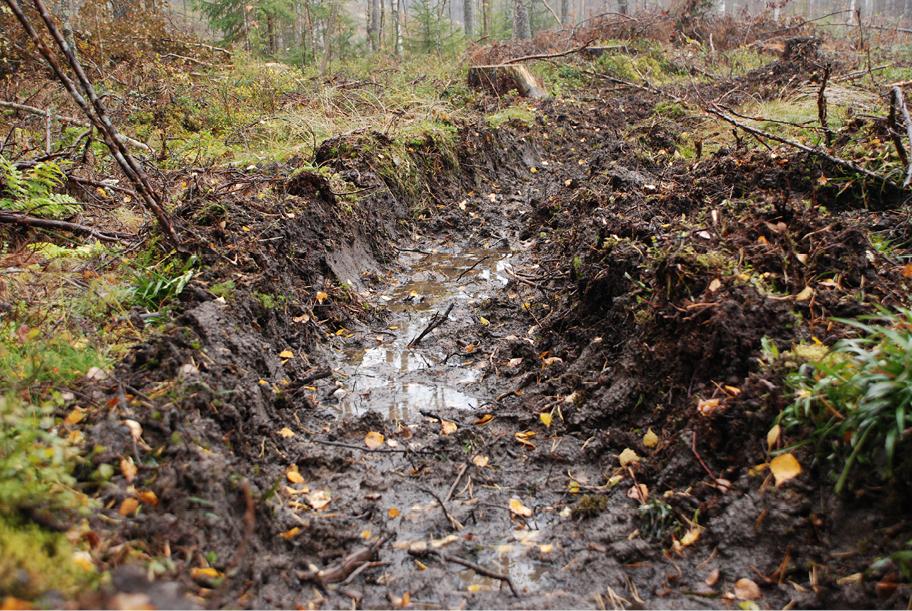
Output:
[
  {"xmin": 408, "ymin": 302, "xmax": 454, "ymax": 347},
  {"xmin": 0, "ymin": 211, "xmax": 129, "ymax": 241}
]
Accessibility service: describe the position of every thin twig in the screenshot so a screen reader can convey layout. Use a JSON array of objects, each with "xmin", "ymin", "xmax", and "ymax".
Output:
[
  {"xmin": 408, "ymin": 302, "xmax": 454, "ymax": 347},
  {"xmin": 503, "ymin": 38, "xmax": 596, "ymax": 65},
  {"xmin": 455, "ymin": 255, "xmax": 491, "ymax": 281},
  {"xmin": 0, "ymin": 211, "xmax": 129, "ymax": 241},
  {"xmin": 444, "ymin": 463, "xmax": 469, "ymax": 503}
]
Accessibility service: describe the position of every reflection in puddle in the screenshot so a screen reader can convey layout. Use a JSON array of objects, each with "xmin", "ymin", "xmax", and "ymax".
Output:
[{"xmin": 339, "ymin": 247, "xmax": 512, "ymax": 419}]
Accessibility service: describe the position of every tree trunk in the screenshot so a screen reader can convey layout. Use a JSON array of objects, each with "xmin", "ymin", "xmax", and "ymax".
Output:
[
  {"xmin": 559, "ymin": 0, "xmax": 570, "ymax": 24},
  {"xmin": 618, "ymin": 0, "xmax": 628, "ymax": 15},
  {"xmin": 482, "ymin": 0, "xmax": 491, "ymax": 37},
  {"xmin": 393, "ymin": 0, "xmax": 403, "ymax": 55},
  {"xmin": 464, "ymin": 0, "xmax": 474, "ymax": 37},
  {"xmin": 512, "ymin": 0, "xmax": 530, "ymax": 39},
  {"xmin": 379, "ymin": 0, "xmax": 386, "ymax": 50},
  {"xmin": 369, "ymin": 0, "xmax": 381, "ymax": 51}
]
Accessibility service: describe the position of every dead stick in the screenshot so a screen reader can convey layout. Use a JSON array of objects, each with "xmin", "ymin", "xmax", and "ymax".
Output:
[
  {"xmin": 419, "ymin": 486, "xmax": 463, "ymax": 531},
  {"xmin": 433, "ymin": 552, "xmax": 519, "ymax": 597},
  {"xmin": 690, "ymin": 431, "xmax": 718, "ymax": 482},
  {"xmin": 0, "ymin": 211, "xmax": 128, "ymax": 241},
  {"xmin": 408, "ymin": 302, "xmax": 454, "ymax": 347},
  {"xmin": 817, "ymin": 63, "xmax": 832, "ymax": 146},
  {"xmin": 444, "ymin": 463, "xmax": 469, "ymax": 503},
  {"xmin": 889, "ymin": 87, "xmax": 909, "ymax": 169},
  {"xmin": 455, "ymin": 255, "xmax": 491, "ymax": 281},
  {"xmin": 503, "ymin": 38, "xmax": 595, "ymax": 65}
]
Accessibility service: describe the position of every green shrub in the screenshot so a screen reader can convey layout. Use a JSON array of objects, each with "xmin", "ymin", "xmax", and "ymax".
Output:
[{"xmin": 781, "ymin": 308, "xmax": 912, "ymax": 492}]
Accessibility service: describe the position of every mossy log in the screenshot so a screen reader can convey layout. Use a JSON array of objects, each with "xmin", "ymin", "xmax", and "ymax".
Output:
[{"xmin": 467, "ymin": 64, "xmax": 549, "ymax": 99}]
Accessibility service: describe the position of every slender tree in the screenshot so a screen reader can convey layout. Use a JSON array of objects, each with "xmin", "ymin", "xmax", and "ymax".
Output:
[
  {"xmin": 463, "ymin": 0, "xmax": 474, "ymax": 37},
  {"xmin": 512, "ymin": 0, "xmax": 530, "ymax": 38}
]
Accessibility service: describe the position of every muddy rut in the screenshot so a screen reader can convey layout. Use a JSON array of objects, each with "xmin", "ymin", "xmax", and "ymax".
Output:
[{"xmin": 79, "ymin": 64, "xmax": 912, "ymax": 610}]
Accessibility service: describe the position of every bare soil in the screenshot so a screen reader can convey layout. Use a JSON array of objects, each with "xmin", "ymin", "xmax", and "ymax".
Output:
[{"xmin": 69, "ymin": 46, "xmax": 912, "ymax": 610}]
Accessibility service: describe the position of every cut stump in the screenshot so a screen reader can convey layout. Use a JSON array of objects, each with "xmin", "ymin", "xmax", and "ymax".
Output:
[{"xmin": 467, "ymin": 64, "xmax": 549, "ymax": 99}]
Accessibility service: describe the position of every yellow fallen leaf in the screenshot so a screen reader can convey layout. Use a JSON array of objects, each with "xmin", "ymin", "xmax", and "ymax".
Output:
[
  {"xmin": 440, "ymin": 420, "xmax": 458, "ymax": 435},
  {"xmin": 387, "ymin": 507, "xmax": 400, "ymax": 519},
  {"xmin": 286, "ymin": 464, "xmax": 305, "ymax": 483},
  {"xmin": 643, "ymin": 428, "xmax": 659, "ymax": 448},
  {"xmin": 794, "ymin": 286, "xmax": 814, "ymax": 302},
  {"xmin": 118, "ymin": 497, "xmax": 139, "ymax": 516},
  {"xmin": 568, "ymin": 480, "xmax": 580, "ymax": 494},
  {"xmin": 539, "ymin": 543, "xmax": 554, "ymax": 554},
  {"xmin": 465, "ymin": 343, "xmax": 476, "ymax": 354},
  {"xmin": 120, "ymin": 457, "xmax": 137, "ymax": 483},
  {"xmin": 137, "ymin": 490, "xmax": 158, "ymax": 506},
  {"xmin": 539, "ymin": 411, "xmax": 553, "ymax": 427},
  {"xmin": 509, "ymin": 497, "xmax": 533, "ymax": 518},
  {"xmin": 64, "ymin": 407, "xmax": 87, "ymax": 426},
  {"xmin": 71, "ymin": 550, "xmax": 94, "ymax": 572},
  {"xmin": 474, "ymin": 414, "xmax": 494, "ymax": 425},
  {"xmin": 680, "ymin": 526, "xmax": 702, "ymax": 547},
  {"xmin": 415, "ymin": 560, "xmax": 428, "ymax": 571},
  {"xmin": 361, "ymin": 529, "xmax": 372, "ymax": 540},
  {"xmin": 278, "ymin": 349, "xmax": 294, "ymax": 359},
  {"xmin": 515, "ymin": 430, "xmax": 537, "ymax": 447},
  {"xmin": 770, "ymin": 452, "xmax": 802, "ymax": 486},
  {"xmin": 278, "ymin": 427, "xmax": 295, "ymax": 438},
  {"xmin": 734, "ymin": 577, "xmax": 761, "ymax": 600},
  {"xmin": 472, "ymin": 455, "xmax": 489, "ymax": 468},
  {"xmin": 619, "ymin": 448, "xmax": 640, "ymax": 467},
  {"xmin": 767, "ymin": 424, "xmax": 781, "ymax": 449},
  {"xmin": 364, "ymin": 431, "xmax": 385, "ymax": 449},
  {"xmin": 315, "ymin": 291, "xmax": 328, "ymax": 304},
  {"xmin": 280, "ymin": 526, "xmax": 301, "ymax": 540},
  {"xmin": 479, "ymin": 316, "xmax": 490, "ymax": 327},
  {"xmin": 190, "ymin": 567, "xmax": 223, "ymax": 584}
]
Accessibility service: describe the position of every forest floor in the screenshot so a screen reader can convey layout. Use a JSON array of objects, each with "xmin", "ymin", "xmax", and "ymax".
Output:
[{"xmin": 4, "ymin": 17, "xmax": 912, "ymax": 610}]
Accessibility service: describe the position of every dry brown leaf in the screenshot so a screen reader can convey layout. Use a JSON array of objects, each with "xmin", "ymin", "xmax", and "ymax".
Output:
[
  {"xmin": 315, "ymin": 291, "xmax": 329, "ymax": 304},
  {"xmin": 278, "ymin": 349, "xmax": 294, "ymax": 359},
  {"xmin": 307, "ymin": 489, "xmax": 331, "ymax": 511},
  {"xmin": 627, "ymin": 484, "xmax": 649, "ymax": 503},
  {"xmin": 279, "ymin": 526, "xmax": 302, "ymax": 540},
  {"xmin": 118, "ymin": 498, "xmax": 140, "ymax": 516},
  {"xmin": 440, "ymin": 420, "xmax": 458, "ymax": 435},
  {"xmin": 697, "ymin": 397, "xmax": 722, "ymax": 416},
  {"xmin": 474, "ymin": 414, "xmax": 494, "ymax": 425},
  {"xmin": 137, "ymin": 490, "xmax": 158, "ymax": 506},
  {"xmin": 618, "ymin": 448, "xmax": 640, "ymax": 467},
  {"xmin": 766, "ymin": 424, "xmax": 781, "ymax": 449},
  {"xmin": 120, "ymin": 457, "xmax": 137, "ymax": 483},
  {"xmin": 278, "ymin": 427, "xmax": 295, "ymax": 438},
  {"xmin": 472, "ymin": 455, "xmax": 489, "ymax": 468},
  {"xmin": 387, "ymin": 507, "xmax": 400, "ymax": 519},
  {"xmin": 64, "ymin": 407, "xmax": 87, "ymax": 426},
  {"xmin": 734, "ymin": 577, "xmax": 761, "ymax": 600}
]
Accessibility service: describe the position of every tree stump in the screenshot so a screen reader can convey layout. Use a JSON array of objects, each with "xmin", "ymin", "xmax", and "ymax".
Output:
[{"xmin": 467, "ymin": 64, "xmax": 549, "ymax": 99}]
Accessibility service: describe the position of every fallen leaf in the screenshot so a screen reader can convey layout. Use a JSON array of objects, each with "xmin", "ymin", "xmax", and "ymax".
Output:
[
  {"xmin": 515, "ymin": 430, "xmax": 537, "ymax": 447},
  {"xmin": 280, "ymin": 526, "xmax": 302, "ymax": 540},
  {"xmin": 539, "ymin": 543, "xmax": 554, "ymax": 554},
  {"xmin": 278, "ymin": 349, "xmax": 294, "ymax": 359},
  {"xmin": 708, "ymin": 278, "xmax": 722, "ymax": 292},
  {"xmin": 190, "ymin": 567, "xmax": 223, "ymax": 585},
  {"xmin": 472, "ymin": 455, "xmax": 489, "ymax": 468},
  {"xmin": 118, "ymin": 498, "xmax": 139, "ymax": 516},
  {"xmin": 360, "ymin": 529, "xmax": 372, "ymax": 540},
  {"xmin": 479, "ymin": 316, "xmax": 490, "ymax": 327},
  {"xmin": 618, "ymin": 448, "xmax": 640, "ymax": 467},
  {"xmin": 293, "ymin": 313, "xmax": 311, "ymax": 324},
  {"xmin": 643, "ymin": 428, "xmax": 659, "ymax": 448},
  {"xmin": 464, "ymin": 343, "xmax": 476, "ymax": 354},
  {"xmin": 124, "ymin": 419, "xmax": 143, "ymax": 441},
  {"xmin": 474, "ymin": 414, "xmax": 494, "ymax": 425},
  {"xmin": 769, "ymin": 452, "xmax": 802, "ymax": 486},
  {"xmin": 766, "ymin": 424, "xmax": 781, "ymax": 449},
  {"xmin": 137, "ymin": 490, "xmax": 158, "ymax": 506},
  {"xmin": 734, "ymin": 577, "xmax": 761, "ymax": 601},
  {"xmin": 387, "ymin": 507, "xmax": 400, "ymax": 519},
  {"xmin": 307, "ymin": 489, "xmax": 331, "ymax": 511},
  {"xmin": 680, "ymin": 526, "xmax": 702, "ymax": 547},
  {"xmin": 697, "ymin": 397, "xmax": 722, "ymax": 416},
  {"xmin": 120, "ymin": 457, "xmax": 137, "ymax": 483},
  {"xmin": 509, "ymin": 497, "xmax": 533, "ymax": 518},
  {"xmin": 539, "ymin": 411, "xmax": 553, "ymax": 427},
  {"xmin": 1, "ymin": 597, "xmax": 34, "ymax": 610},
  {"xmin": 315, "ymin": 291, "xmax": 328, "ymax": 304},
  {"xmin": 627, "ymin": 484, "xmax": 649, "ymax": 503},
  {"xmin": 286, "ymin": 464, "xmax": 305, "ymax": 483},
  {"xmin": 64, "ymin": 407, "xmax": 87, "ymax": 426},
  {"xmin": 794, "ymin": 286, "xmax": 814, "ymax": 302},
  {"xmin": 440, "ymin": 420, "xmax": 458, "ymax": 435},
  {"xmin": 278, "ymin": 427, "xmax": 295, "ymax": 438},
  {"xmin": 705, "ymin": 568, "xmax": 720, "ymax": 587},
  {"xmin": 431, "ymin": 534, "xmax": 458, "ymax": 548},
  {"xmin": 796, "ymin": 253, "xmax": 809, "ymax": 265},
  {"xmin": 542, "ymin": 356, "xmax": 563, "ymax": 367},
  {"xmin": 364, "ymin": 431, "xmax": 385, "ymax": 449}
]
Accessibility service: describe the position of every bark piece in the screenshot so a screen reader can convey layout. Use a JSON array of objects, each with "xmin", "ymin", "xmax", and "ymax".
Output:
[{"xmin": 468, "ymin": 64, "xmax": 548, "ymax": 99}]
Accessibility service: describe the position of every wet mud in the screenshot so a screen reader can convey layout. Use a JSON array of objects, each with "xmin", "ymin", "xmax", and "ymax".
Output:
[{"xmin": 69, "ymin": 46, "xmax": 912, "ymax": 610}]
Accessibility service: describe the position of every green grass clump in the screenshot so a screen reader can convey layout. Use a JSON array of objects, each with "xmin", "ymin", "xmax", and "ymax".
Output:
[
  {"xmin": 0, "ymin": 324, "xmax": 109, "ymax": 389},
  {"xmin": 781, "ymin": 307, "xmax": 912, "ymax": 492}
]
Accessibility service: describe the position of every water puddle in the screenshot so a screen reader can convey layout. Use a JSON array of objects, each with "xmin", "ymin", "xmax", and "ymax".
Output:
[{"xmin": 338, "ymin": 246, "xmax": 513, "ymax": 419}]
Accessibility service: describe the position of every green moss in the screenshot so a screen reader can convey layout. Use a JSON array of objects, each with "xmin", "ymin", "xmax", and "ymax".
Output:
[
  {"xmin": 0, "ymin": 324, "xmax": 109, "ymax": 388},
  {"xmin": 0, "ymin": 517, "xmax": 96, "ymax": 599},
  {"xmin": 485, "ymin": 104, "xmax": 536, "ymax": 129}
]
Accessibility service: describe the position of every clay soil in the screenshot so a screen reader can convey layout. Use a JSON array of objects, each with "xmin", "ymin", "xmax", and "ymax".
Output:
[{"xmin": 60, "ymin": 38, "xmax": 912, "ymax": 610}]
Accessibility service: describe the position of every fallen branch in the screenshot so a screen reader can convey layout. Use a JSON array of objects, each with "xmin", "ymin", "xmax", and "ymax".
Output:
[
  {"xmin": 0, "ymin": 99, "xmax": 151, "ymax": 151},
  {"xmin": 817, "ymin": 64, "xmax": 832, "ymax": 146},
  {"xmin": 411, "ymin": 549, "xmax": 519, "ymax": 597},
  {"xmin": 419, "ymin": 485, "xmax": 463, "ymax": 531},
  {"xmin": 0, "ymin": 211, "xmax": 129, "ymax": 241},
  {"xmin": 408, "ymin": 302, "xmax": 454, "ymax": 347},
  {"xmin": 298, "ymin": 534, "xmax": 391, "ymax": 586},
  {"xmin": 503, "ymin": 38, "xmax": 595, "ymax": 65},
  {"xmin": 706, "ymin": 105, "xmax": 895, "ymax": 186},
  {"xmin": 455, "ymin": 255, "xmax": 491, "ymax": 281},
  {"xmin": 890, "ymin": 86, "xmax": 912, "ymax": 187}
]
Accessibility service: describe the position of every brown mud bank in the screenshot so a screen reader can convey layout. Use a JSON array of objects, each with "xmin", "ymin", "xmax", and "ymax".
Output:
[{"xmin": 70, "ymin": 53, "xmax": 912, "ymax": 609}]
